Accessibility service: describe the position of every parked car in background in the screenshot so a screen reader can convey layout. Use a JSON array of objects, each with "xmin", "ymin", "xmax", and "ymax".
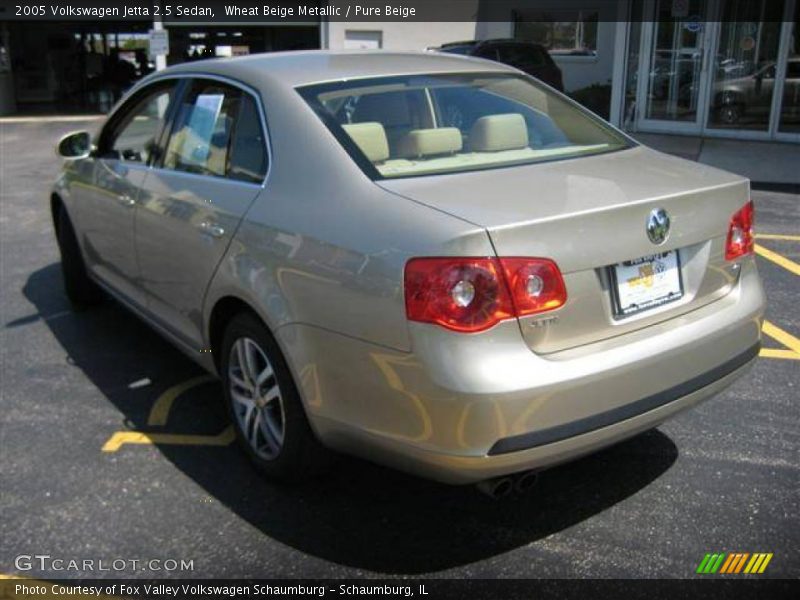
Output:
[
  {"xmin": 714, "ymin": 58, "xmax": 800, "ymax": 125},
  {"xmin": 52, "ymin": 51, "xmax": 764, "ymax": 495},
  {"xmin": 433, "ymin": 39, "xmax": 564, "ymax": 91}
]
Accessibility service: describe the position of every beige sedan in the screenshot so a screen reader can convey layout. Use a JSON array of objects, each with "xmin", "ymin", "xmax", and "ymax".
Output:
[{"xmin": 52, "ymin": 51, "xmax": 765, "ymax": 496}]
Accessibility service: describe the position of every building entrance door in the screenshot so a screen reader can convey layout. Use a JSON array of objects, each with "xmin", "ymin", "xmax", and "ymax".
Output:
[
  {"xmin": 635, "ymin": 0, "xmax": 716, "ymax": 134},
  {"xmin": 631, "ymin": 0, "xmax": 799, "ymax": 142}
]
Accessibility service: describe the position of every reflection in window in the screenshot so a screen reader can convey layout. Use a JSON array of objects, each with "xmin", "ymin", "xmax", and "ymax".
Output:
[
  {"xmin": 164, "ymin": 84, "xmax": 240, "ymax": 178},
  {"xmin": 228, "ymin": 96, "xmax": 268, "ymax": 184},
  {"xmin": 622, "ymin": 2, "xmax": 644, "ymax": 129},
  {"xmin": 302, "ymin": 73, "xmax": 631, "ymax": 180},
  {"xmin": 110, "ymin": 88, "xmax": 173, "ymax": 163},
  {"xmin": 513, "ymin": 11, "xmax": 599, "ymax": 57},
  {"xmin": 778, "ymin": 2, "xmax": 800, "ymax": 133},
  {"xmin": 707, "ymin": 0, "xmax": 784, "ymax": 131}
]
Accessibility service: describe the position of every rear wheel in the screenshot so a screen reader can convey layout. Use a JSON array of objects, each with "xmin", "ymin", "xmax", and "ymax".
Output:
[
  {"xmin": 56, "ymin": 204, "xmax": 102, "ymax": 309},
  {"xmin": 220, "ymin": 312, "xmax": 329, "ymax": 481}
]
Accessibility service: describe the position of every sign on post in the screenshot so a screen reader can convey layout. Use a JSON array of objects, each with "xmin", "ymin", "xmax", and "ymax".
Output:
[{"xmin": 149, "ymin": 29, "xmax": 169, "ymax": 59}]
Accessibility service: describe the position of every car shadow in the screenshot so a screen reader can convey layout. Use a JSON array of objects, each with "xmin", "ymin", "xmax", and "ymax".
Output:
[{"xmin": 18, "ymin": 262, "xmax": 679, "ymax": 574}]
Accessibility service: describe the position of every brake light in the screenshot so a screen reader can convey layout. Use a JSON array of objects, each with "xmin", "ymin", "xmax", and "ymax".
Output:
[
  {"xmin": 404, "ymin": 257, "xmax": 566, "ymax": 333},
  {"xmin": 499, "ymin": 258, "xmax": 568, "ymax": 317},
  {"xmin": 725, "ymin": 200, "xmax": 755, "ymax": 261}
]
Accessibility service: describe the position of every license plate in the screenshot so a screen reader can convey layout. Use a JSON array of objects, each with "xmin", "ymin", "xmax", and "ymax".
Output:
[{"xmin": 610, "ymin": 250, "xmax": 683, "ymax": 317}]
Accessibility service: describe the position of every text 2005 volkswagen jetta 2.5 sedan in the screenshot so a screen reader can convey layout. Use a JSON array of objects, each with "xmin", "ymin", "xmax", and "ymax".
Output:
[{"xmin": 53, "ymin": 51, "xmax": 765, "ymax": 492}]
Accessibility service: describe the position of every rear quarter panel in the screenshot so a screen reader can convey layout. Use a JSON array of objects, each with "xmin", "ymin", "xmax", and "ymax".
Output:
[{"xmin": 203, "ymin": 75, "xmax": 493, "ymax": 355}]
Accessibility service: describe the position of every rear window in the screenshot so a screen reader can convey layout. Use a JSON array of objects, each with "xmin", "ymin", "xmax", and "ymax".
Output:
[{"xmin": 299, "ymin": 72, "xmax": 632, "ymax": 180}]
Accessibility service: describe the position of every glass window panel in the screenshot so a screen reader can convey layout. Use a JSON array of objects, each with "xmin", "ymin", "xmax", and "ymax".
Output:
[
  {"xmin": 778, "ymin": 2, "xmax": 800, "ymax": 133},
  {"xmin": 108, "ymin": 85, "xmax": 174, "ymax": 163},
  {"xmin": 622, "ymin": 2, "xmax": 643, "ymax": 129},
  {"xmin": 164, "ymin": 82, "xmax": 241, "ymax": 178},
  {"xmin": 707, "ymin": 0, "xmax": 785, "ymax": 131},
  {"xmin": 644, "ymin": 0, "xmax": 709, "ymax": 122},
  {"xmin": 301, "ymin": 73, "xmax": 632, "ymax": 180},
  {"xmin": 228, "ymin": 95, "xmax": 268, "ymax": 184}
]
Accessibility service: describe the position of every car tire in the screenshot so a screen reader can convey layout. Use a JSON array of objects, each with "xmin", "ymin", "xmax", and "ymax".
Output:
[
  {"xmin": 220, "ymin": 312, "xmax": 330, "ymax": 481},
  {"xmin": 718, "ymin": 104, "xmax": 742, "ymax": 125},
  {"xmin": 56, "ymin": 204, "xmax": 103, "ymax": 309}
]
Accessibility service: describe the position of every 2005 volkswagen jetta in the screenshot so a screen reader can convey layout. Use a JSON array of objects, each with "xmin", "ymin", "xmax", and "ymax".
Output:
[{"xmin": 52, "ymin": 51, "xmax": 765, "ymax": 488}]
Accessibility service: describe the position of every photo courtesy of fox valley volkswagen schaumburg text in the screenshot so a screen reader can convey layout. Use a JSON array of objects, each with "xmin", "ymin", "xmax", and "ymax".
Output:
[{"xmin": 0, "ymin": 0, "xmax": 797, "ymax": 597}]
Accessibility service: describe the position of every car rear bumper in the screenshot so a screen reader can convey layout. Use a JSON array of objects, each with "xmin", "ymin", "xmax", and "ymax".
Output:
[{"xmin": 282, "ymin": 259, "xmax": 765, "ymax": 484}]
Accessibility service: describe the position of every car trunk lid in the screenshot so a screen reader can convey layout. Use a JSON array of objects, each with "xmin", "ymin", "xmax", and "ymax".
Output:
[{"xmin": 379, "ymin": 146, "xmax": 750, "ymax": 354}]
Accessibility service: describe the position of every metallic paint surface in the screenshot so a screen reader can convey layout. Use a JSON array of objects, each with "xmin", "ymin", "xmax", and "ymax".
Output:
[{"xmin": 53, "ymin": 51, "xmax": 767, "ymax": 483}]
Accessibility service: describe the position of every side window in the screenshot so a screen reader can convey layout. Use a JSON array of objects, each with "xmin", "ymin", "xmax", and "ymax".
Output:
[
  {"xmin": 164, "ymin": 81, "xmax": 241, "ymax": 178},
  {"xmin": 228, "ymin": 95, "xmax": 268, "ymax": 184},
  {"xmin": 104, "ymin": 83, "xmax": 175, "ymax": 163}
]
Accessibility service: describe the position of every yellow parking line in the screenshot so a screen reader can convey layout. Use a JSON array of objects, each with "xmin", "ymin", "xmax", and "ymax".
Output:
[
  {"xmin": 147, "ymin": 375, "xmax": 215, "ymax": 426},
  {"xmin": 760, "ymin": 348, "xmax": 800, "ymax": 360},
  {"xmin": 763, "ymin": 321, "xmax": 800, "ymax": 354},
  {"xmin": 101, "ymin": 425, "xmax": 235, "ymax": 452},
  {"xmin": 756, "ymin": 233, "xmax": 800, "ymax": 242},
  {"xmin": 754, "ymin": 244, "xmax": 800, "ymax": 276}
]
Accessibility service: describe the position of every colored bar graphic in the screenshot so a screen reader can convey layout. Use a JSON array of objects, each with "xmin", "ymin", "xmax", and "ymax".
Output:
[
  {"xmin": 710, "ymin": 554, "xmax": 725, "ymax": 573},
  {"xmin": 698, "ymin": 553, "xmax": 727, "ymax": 574},
  {"xmin": 720, "ymin": 553, "xmax": 738, "ymax": 574},
  {"xmin": 719, "ymin": 554, "xmax": 736, "ymax": 573},
  {"xmin": 734, "ymin": 553, "xmax": 750, "ymax": 573},
  {"xmin": 744, "ymin": 554, "xmax": 761, "ymax": 574},
  {"xmin": 703, "ymin": 553, "xmax": 774, "ymax": 575},
  {"xmin": 758, "ymin": 554, "xmax": 773, "ymax": 573},
  {"xmin": 696, "ymin": 554, "xmax": 712, "ymax": 574}
]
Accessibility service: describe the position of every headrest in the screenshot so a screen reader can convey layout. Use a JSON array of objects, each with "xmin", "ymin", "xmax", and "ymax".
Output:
[
  {"xmin": 396, "ymin": 128, "xmax": 463, "ymax": 159},
  {"xmin": 468, "ymin": 113, "xmax": 529, "ymax": 152},
  {"xmin": 342, "ymin": 122, "xmax": 390, "ymax": 163}
]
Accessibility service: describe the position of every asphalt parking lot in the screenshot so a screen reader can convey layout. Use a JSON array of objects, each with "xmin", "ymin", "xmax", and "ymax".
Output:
[{"xmin": 1, "ymin": 118, "xmax": 798, "ymax": 580}]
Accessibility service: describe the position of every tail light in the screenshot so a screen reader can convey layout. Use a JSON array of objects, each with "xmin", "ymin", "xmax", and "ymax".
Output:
[
  {"xmin": 405, "ymin": 257, "xmax": 566, "ymax": 333},
  {"xmin": 725, "ymin": 200, "xmax": 755, "ymax": 261}
]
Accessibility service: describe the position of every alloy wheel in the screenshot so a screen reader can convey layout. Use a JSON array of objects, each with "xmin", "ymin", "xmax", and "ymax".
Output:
[{"xmin": 228, "ymin": 337, "xmax": 285, "ymax": 460}]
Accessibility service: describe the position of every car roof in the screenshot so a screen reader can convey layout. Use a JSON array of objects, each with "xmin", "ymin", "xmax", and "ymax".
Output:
[{"xmin": 158, "ymin": 50, "xmax": 515, "ymax": 88}]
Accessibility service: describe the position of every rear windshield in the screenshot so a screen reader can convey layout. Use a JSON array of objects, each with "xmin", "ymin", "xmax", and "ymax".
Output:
[{"xmin": 298, "ymin": 73, "xmax": 632, "ymax": 180}]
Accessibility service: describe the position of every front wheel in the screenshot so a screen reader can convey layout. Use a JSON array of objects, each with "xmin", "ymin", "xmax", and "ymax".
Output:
[{"xmin": 220, "ymin": 313, "xmax": 329, "ymax": 481}]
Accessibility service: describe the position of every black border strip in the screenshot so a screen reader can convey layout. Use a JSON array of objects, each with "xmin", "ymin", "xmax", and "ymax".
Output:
[{"xmin": 488, "ymin": 342, "xmax": 760, "ymax": 456}]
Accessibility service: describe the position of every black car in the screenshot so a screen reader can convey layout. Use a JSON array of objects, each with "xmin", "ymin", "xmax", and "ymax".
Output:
[{"xmin": 435, "ymin": 39, "xmax": 564, "ymax": 91}]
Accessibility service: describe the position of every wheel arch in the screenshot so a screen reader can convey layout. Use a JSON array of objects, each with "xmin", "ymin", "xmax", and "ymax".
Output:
[
  {"xmin": 206, "ymin": 294, "xmax": 322, "ymax": 437},
  {"xmin": 207, "ymin": 295, "xmax": 262, "ymax": 370},
  {"xmin": 50, "ymin": 192, "xmax": 64, "ymax": 236}
]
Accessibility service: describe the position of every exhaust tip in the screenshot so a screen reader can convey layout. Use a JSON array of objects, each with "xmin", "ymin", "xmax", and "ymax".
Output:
[
  {"xmin": 513, "ymin": 470, "xmax": 539, "ymax": 494},
  {"xmin": 476, "ymin": 476, "xmax": 513, "ymax": 499}
]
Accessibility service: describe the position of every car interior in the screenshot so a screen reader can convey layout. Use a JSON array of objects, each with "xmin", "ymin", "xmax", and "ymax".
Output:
[{"xmin": 317, "ymin": 78, "xmax": 625, "ymax": 178}]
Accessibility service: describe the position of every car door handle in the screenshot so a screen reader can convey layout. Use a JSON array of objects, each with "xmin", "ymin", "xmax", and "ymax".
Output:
[
  {"xmin": 198, "ymin": 220, "xmax": 225, "ymax": 238},
  {"xmin": 117, "ymin": 194, "xmax": 135, "ymax": 207}
]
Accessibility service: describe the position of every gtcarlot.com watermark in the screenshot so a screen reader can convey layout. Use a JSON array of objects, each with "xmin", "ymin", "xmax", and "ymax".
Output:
[{"xmin": 14, "ymin": 554, "xmax": 194, "ymax": 573}]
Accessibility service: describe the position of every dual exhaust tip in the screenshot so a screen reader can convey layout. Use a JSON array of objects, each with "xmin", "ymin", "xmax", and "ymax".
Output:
[{"xmin": 475, "ymin": 470, "xmax": 539, "ymax": 499}]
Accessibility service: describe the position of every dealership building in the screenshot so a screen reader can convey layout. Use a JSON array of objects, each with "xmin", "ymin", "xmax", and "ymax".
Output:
[{"xmin": 0, "ymin": 0, "xmax": 797, "ymax": 145}]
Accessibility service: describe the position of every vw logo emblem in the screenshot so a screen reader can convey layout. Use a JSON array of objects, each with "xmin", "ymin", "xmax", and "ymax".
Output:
[{"xmin": 646, "ymin": 208, "xmax": 670, "ymax": 245}]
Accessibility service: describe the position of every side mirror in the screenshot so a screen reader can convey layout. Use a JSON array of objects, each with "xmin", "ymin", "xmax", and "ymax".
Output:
[{"xmin": 56, "ymin": 131, "xmax": 93, "ymax": 159}]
